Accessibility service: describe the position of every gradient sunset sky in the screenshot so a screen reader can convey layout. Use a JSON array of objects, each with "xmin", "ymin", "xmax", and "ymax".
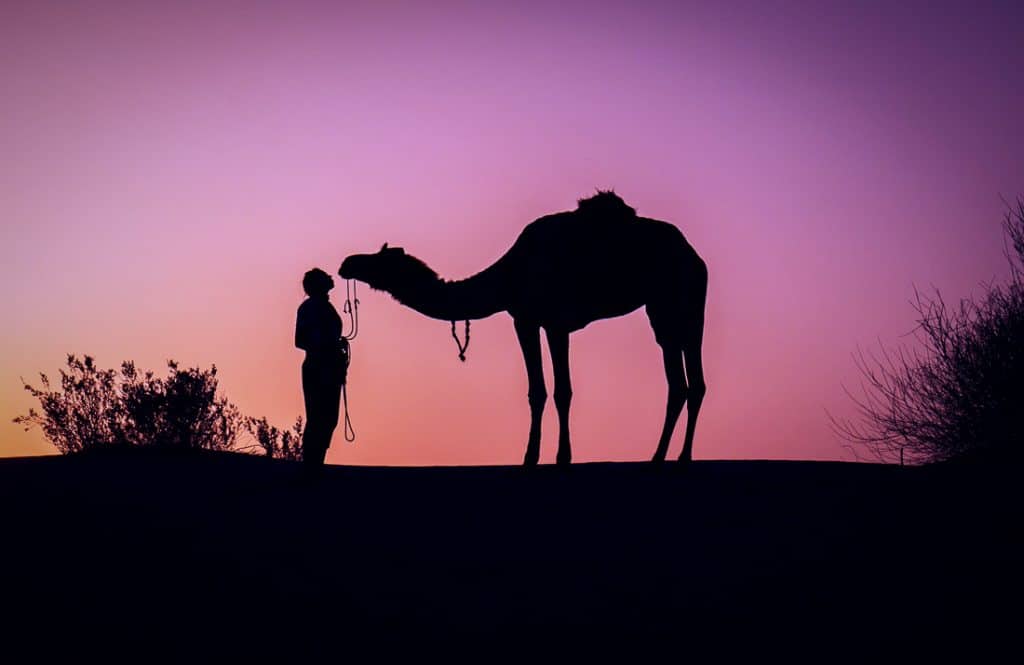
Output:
[{"xmin": 3, "ymin": 1, "xmax": 1022, "ymax": 464}]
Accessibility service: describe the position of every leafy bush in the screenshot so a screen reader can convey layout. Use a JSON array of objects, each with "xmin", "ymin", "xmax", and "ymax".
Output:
[
  {"xmin": 833, "ymin": 199, "xmax": 1024, "ymax": 464},
  {"xmin": 15, "ymin": 356, "xmax": 302, "ymax": 459}
]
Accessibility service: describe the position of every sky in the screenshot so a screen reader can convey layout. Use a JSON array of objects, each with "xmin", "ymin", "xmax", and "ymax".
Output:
[{"xmin": 2, "ymin": 0, "xmax": 1022, "ymax": 464}]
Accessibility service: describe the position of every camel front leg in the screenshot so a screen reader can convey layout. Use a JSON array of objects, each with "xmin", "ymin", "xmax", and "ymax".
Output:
[
  {"xmin": 545, "ymin": 328, "xmax": 572, "ymax": 466},
  {"xmin": 514, "ymin": 319, "xmax": 546, "ymax": 466}
]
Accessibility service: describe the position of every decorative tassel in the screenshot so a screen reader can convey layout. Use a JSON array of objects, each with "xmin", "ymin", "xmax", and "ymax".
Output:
[{"xmin": 450, "ymin": 320, "xmax": 471, "ymax": 361}]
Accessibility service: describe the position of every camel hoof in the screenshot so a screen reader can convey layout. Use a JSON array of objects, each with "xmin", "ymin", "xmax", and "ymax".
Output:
[
  {"xmin": 556, "ymin": 457, "xmax": 571, "ymax": 467},
  {"xmin": 650, "ymin": 455, "xmax": 666, "ymax": 464}
]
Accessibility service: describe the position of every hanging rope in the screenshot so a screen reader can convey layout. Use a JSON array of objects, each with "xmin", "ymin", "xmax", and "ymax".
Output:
[
  {"xmin": 342, "ymin": 383, "xmax": 355, "ymax": 442},
  {"xmin": 450, "ymin": 320, "xmax": 470, "ymax": 361},
  {"xmin": 340, "ymin": 279, "xmax": 359, "ymax": 442},
  {"xmin": 343, "ymin": 279, "xmax": 360, "ymax": 341}
]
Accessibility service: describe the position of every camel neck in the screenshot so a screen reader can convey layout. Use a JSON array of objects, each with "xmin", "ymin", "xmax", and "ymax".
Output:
[{"xmin": 391, "ymin": 264, "xmax": 509, "ymax": 322}]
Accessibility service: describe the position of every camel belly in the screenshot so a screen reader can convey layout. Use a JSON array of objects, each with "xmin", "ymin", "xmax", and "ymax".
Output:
[{"xmin": 510, "ymin": 280, "xmax": 646, "ymax": 332}]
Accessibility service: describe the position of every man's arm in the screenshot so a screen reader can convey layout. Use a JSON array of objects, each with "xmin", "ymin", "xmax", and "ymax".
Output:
[{"xmin": 295, "ymin": 307, "xmax": 310, "ymax": 350}]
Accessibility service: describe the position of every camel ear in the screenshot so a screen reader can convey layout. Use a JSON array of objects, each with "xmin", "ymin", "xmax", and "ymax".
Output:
[{"xmin": 380, "ymin": 243, "xmax": 388, "ymax": 252}]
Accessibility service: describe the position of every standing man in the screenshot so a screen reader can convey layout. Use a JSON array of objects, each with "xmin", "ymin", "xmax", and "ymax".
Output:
[{"xmin": 295, "ymin": 268, "xmax": 347, "ymax": 475}]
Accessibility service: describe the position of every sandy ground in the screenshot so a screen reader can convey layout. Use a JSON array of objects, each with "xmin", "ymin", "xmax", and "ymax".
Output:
[{"xmin": 1, "ymin": 450, "xmax": 1020, "ymax": 660}]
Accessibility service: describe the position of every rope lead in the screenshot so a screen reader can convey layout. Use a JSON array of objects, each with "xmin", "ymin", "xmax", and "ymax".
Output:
[
  {"xmin": 343, "ymin": 279, "xmax": 360, "ymax": 341},
  {"xmin": 342, "ymin": 383, "xmax": 355, "ymax": 442},
  {"xmin": 341, "ymin": 279, "xmax": 358, "ymax": 442}
]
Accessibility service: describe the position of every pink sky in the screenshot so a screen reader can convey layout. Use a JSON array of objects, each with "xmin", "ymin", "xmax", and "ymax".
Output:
[{"xmin": 2, "ymin": 1, "xmax": 1022, "ymax": 464}]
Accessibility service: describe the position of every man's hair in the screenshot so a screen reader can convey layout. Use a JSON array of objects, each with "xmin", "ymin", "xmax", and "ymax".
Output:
[{"xmin": 302, "ymin": 268, "xmax": 334, "ymax": 296}]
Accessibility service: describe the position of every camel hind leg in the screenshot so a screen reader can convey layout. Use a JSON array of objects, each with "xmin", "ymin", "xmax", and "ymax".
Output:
[
  {"xmin": 651, "ymin": 343, "xmax": 686, "ymax": 463},
  {"xmin": 648, "ymin": 265, "xmax": 707, "ymax": 464},
  {"xmin": 679, "ymin": 330, "xmax": 706, "ymax": 463},
  {"xmin": 679, "ymin": 275, "xmax": 707, "ymax": 463}
]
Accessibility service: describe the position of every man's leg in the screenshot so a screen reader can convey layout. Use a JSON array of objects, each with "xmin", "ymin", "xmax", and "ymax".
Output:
[
  {"xmin": 301, "ymin": 427, "xmax": 323, "ymax": 478},
  {"xmin": 322, "ymin": 379, "xmax": 342, "ymax": 459},
  {"xmin": 306, "ymin": 380, "xmax": 338, "ymax": 474},
  {"xmin": 301, "ymin": 362, "xmax": 320, "ymax": 468}
]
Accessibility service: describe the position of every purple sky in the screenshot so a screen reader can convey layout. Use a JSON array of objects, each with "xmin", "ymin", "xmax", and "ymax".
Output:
[{"xmin": 2, "ymin": 1, "xmax": 1022, "ymax": 463}]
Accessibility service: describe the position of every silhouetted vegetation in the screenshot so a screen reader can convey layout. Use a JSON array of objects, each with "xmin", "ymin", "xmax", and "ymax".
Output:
[
  {"xmin": 834, "ymin": 199, "xmax": 1024, "ymax": 464},
  {"xmin": 244, "ymin": 415, "xmax": 304, "ymax": 461},
  {"xmin": 15, "ymin": 355, "xmax": 302, "ymax": 459}
]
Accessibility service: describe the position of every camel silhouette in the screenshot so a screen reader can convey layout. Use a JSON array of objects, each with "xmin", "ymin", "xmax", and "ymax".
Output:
[{"xmin": 339, "ymin": 191, "xmax": 708, "ymax": 466}]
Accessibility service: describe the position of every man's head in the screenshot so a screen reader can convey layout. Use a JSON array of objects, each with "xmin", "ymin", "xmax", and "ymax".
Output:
[{"xmin": 302, "ymin": 268, "xmax": 335, "ymax": 297}]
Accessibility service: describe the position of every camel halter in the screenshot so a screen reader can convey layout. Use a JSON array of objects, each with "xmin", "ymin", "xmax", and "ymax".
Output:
[
  {"xmin": 340, "ymin": 279, "xmax": 359, "ymax": 442},
  {"xmin": 338, "ymin": 279, "xmax": 469, "ymax": 444}
]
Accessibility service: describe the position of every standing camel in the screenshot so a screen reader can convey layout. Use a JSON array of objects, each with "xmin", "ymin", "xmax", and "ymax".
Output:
[{"xmin": 339, "ymin": 191, "xmax": 707, "ymax": 466}]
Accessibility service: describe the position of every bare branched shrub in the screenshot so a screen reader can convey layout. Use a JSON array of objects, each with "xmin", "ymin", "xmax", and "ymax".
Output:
[
  {"xmin": 15, "ymin": 355, "xmax": 127, "ymax": 454},
  {"xmin": 832, "ymin": 199, "xmax": 1024, "ymax": 464},
  {"xmin": 242, "ymin": 416, "xmax": 304, "ymax": 461},
  {"xmin": 15, "ymin": 356, "xmax": 299, "ymax": 460}
]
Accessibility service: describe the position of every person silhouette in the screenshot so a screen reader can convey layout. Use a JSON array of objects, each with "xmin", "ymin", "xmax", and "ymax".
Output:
[{"xmin": 295, "ymin": 268, "xmax": 347, "ymax": 475}]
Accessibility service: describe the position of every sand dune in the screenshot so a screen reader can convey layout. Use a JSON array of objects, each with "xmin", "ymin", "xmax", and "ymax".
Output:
[{"xmin": 1, "ymin": 450, "xmax": 1019, "ymax": 658}]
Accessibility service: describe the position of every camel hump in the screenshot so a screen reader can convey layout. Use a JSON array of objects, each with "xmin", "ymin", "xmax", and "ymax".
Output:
[{"xmin": 576, "ymin": 190, "xmax": 637, "ymax": 220}]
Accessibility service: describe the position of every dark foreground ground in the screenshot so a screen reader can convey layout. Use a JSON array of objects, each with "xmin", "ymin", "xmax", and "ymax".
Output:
[{"xmin": 1, "ymin": 451, "xmax": 1020, "ymax": 660}]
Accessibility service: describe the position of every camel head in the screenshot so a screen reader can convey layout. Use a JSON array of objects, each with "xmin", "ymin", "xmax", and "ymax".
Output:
[{"xmin": 339, "ymin": 244, "xmax": 440, "ymax": 294}]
